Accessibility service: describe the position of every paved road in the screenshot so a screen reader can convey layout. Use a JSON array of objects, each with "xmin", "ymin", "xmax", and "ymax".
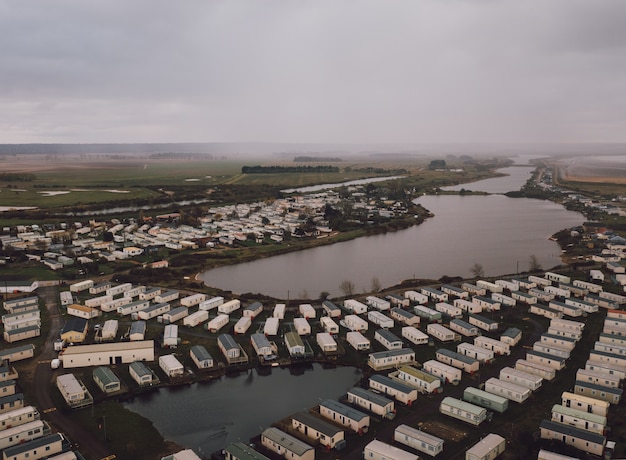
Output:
[{"xmin": 27, "ymin": 286, "xmax": 116, "ymax": 460}]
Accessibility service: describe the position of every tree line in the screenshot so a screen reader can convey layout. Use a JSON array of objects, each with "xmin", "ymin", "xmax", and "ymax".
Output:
[{"xmin": 241, "ymin": 165, "xmax": 340, "ymax": 174}]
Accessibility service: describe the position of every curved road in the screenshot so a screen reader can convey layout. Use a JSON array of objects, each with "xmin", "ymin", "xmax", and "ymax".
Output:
[{"xmin": 28, "ymin": 286, "xmax": 116, "ymax": 460}]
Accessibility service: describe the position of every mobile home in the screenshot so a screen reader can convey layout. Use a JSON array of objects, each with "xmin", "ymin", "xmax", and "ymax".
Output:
[
  {"xmin": 465, "ymin": 433, "xmax": 506, "ymax": 460},
  {"xmin": 137, "ymin": 302, "xmax": 170, "ymax": 320},
  {"xmin": 291, "ymin": 411, "xmax": 345, "ymax": 450},
  {"xmin": 318, "ymin": 399, "xmax": 369, "ymax": 434},
  {"xmin": 449, "ymin": 319, "xmax": 479, "ymax": 337},
  {"xmin": 511, "ymin": 290, "xmax": 537, "ymax": 305},
  {"xmin": 190, "ymin": 345, "xmax": 214, "ymax": 369},
  {"xmin": 387, "ymin": 293, "xmax": 410, "ymax": 307},
  {"xmin": 363, "ymin": 440, "xmax": 419, "ymax": 460},
  {"xmin": 529, "ymin": 275, "xmax": 551, "ymax": 287},
  {"xmin": 298, "ymin": 303, "xmax": 316, "ymax": 319},
  {"xmin": 0, "ymin": 406, "xmax": 39, "ymax": 432},
  {"xmin": 251, "ymin": 333, "xmax": 273, "ymax": 357},
  {"xmin": 368, "ymin": 349, "xmax": 415, "ymax": 371},
  {"xmin": 532, "ymin": 342, "xmax": 571, "ymax": 360},
  {"xmin": 495, "ymin": 279, "xmax": 519, "ymax": 291},
  {"xmin": 180, "ymin": 293, "xmax": 206, "ymax": 308},
  {"xmin": 423, "ymin": 359, "xmax": 462, "ymax": 385},
  {"xmin": 476, "ymin": 280, "xmax": 502, "ymax": 293},
  {"xmin": 369, "ymin": 374, "xmax": 418, "ymax": 405},
  {"xmin": 117, "ymin": 299, "xmax": 150, "ymax": 316},
  {"xmin": 598, "ymin": 332, "xmax": 626, "ymax": 348},
  {"xmin": 401, "ymin": 326, "xmax": 429, "ymax": 345},
  {"xmin": 530, "ymin": 288, "xmax": 556, "ymax": 302},
  {"xmin": 436, "ymin": 348, "xmax": 479, "ymax": 374},
  {"xmin": 457, "ymin": 342, "xmax": 494, "ymax": 364},
  {"xmin": 218, "ymin": 299, "xmax": 241, "ymax": 315},
  {"xmin": 584, "ymin": 293, "xmax": 617, "ymax": 310},
  {"xmin": 551, "ymin": 404, "xmax": 607, "ymax": 436},
  {"xmin": 162, "ymin": 306, "xmax": 188, "ymax": 324},
  {"xmin": 545, "ymin": 286, "xmax": 570, "ymax": 299},
  {"xmin": 594, "ymin": 341, "xmax": 626, "ymax": 356},
  {"xmin": 549, "ymin": 301, "xmax": 583, "ymax": 318},
  {"xmin": 367, "ymin": 311, "xmax": 394, "ymax": 329},
  {"xmin": 206, "ymin": 314, "xmax": 229, "ymax": 333},
  {"xmin": 463, "ymin": 387, "xmax": 508, "ymax": 414},
  {"xmin": 394, "ymin": 424, "xmax": 444, "ymax": 457},
  {"xmin": 585, "ymin": 360, "xmax": 626, "ymax": 381},
  {"xmin": 468, "ymin": 313, "xmax": 498, "ymax": 332},
  {"xmin": 375, "ymin": 329, "xmax": 403, "ymax": 350},
  {"xmin": 273, "ymin": 303, "xmax": 286, "ymax": 319},
  {"xmin": 442, "ymin": 284, "xmax": 469, "ymax": 299},
  {"xmin": 541, "ymin": 333, "xmax": 577, "ymax": 351},
  {"xmin": 320, "ymin": 316, "xmax": 339, "ymax": 334},
  {"xmin": 234, "ymin": 316, "xmax": 252, "ymax": 334},
  {"xmin": 293, "ymin": 317, "xmax": 311, "ymax": 335},
  {"xmin": 322, "ymin": 300, "xmax": 342, "ymax": 318},
  {"xmin": 346, "ymin": 331, "xmax": 370, "ymax": 351},
  {"xmin": 414, "ymin": 305, "xmax": 442, "ymax": 322},
  {"xmin": 573, "ymin": 279, "xmax": 603, "ymax": 294},
  {"xmin": 561, "ymin": 391, "xmax": 609, "ymax": 417},
  {"xmin": 344, "ymin": 299, "xmax": 367, "ymax": 314},
  {"xmin": 574, "ymin": 381, "xmax": 622, "ymax": 404},
  {"xmin": 435, "ymin": 302, "xmax": 463, "ymax": 318},
  {"xmin": 539, "ymin": 420, "xmax": 605, "ymax": 457},
  {"xmin": 548, "ymin": 326, "xmax": 582, "ymax": 341},
  {"xmin": 427, "ymin": 323, "xmax": 460, "ymax": 342},
  {"xmin": 366, "ymin": 296, "xmax": 390, "ymax": 311},
  {"xmin": 484, "ymin": 377, "xmax": 531, "ymax": 403},
  {"xmin": 389, "ymin": 366, "xmax": 441, "ymax": 394},
  {"xmin": 199, "ymin": 296, "xmax": 224, "ymax": 311},
  {"xmin": 515, "ymin": 359, "xmax": 556, "ymax": 381},
  {"xmin": 545, "ymin": 272, "xmax": 571, "ymax": 284},
  {"xmin": 473, "ymin": 296, "xmax": 501, "ymax": 312},
  {"xmin": 264, "ymin": 317, "xmax": 280, "ymax": 336},
  {"xmin": 183, "ymin": 309, "xmax": 209, "ymax": 327},
  {"xmin": 316, "ymin": 333, "xmax": 338, "ymax": 353},
  {"xmin": 421, "ymin": 287, "xmax": 448, "ymax": 302},
  {"xmin": 439, "ymin": 397, "xmax": 488, "ymax": 426},
  {"xmin": 244, "ymin": 302, "xmax": 264, "ymax": 319},
  {"xmin": 492, "ymin": 292, "xmax": 515, "ymax": 307},
  {"xmin": 343, "ymin": 315, "xmax": 368, "ymax": 333},
  {"xmin": 474, "ymin": 336, "xmax": 510, "ymax": 356},
  {"xmin": 404, "ymin": 290, "xmax": 428, "ymax": 305},
  {"xmin": 589, "ymin": 349, "xmax": 626, "ymax": 368},
  {"xmin": 499, "ymin": 367, "xmax": 543, "ymax": 391},
  {"xmin": 390, "ymin": 307, "xmax": 420, "ymax": 326},
  {"xmin": 454, "ymin": 299, "xmax": 482, "ymax": 314},
  {"xmin": 261, "ymin": 427, "xmax": 314, "ymax": 460},
  {"xmin": 576, "ymin": 368, "xmax": 620, "ymax": 389},
  {"xmin": 461, "ymin": 283, "xmax": 487, "ymax": 296},
  {"xmin": 551, "ymin": 317, "xmax": 584, "ymax": 333},
  {"xmin": 500, "ymin": 328, "xmax": 522, "ymax": 346},
  {"xmin": 526, "ymin": 350, "xmax": 566, "ymax": 370},
  {"xmin": 346, "ymin": 387, "xmax": 395, "ymax": 419}
]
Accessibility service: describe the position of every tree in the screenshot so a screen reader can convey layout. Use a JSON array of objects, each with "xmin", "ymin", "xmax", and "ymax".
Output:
[
  {"xmin": 528, "ymin": 254, "xmax": 542, "ymax": 272},
  {"xmin": 339, "ymin": 280, "xmax": 355, "ymax": 296},
  {"xmin": 469, "ymin": 262, "xmax": 485, "ymax": 278},
  {"xmin": 370, "ymin": 277, "xmax": 381, "ymax": 293},
  {"xmin": 319, "ymin": 291, "xmax": 330, "ymax": 301}
]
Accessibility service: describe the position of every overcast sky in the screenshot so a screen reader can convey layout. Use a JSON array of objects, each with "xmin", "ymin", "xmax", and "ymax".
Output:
[{"xmin": 1, "ymin": 0, "xmax": 625, "ymax": 145}]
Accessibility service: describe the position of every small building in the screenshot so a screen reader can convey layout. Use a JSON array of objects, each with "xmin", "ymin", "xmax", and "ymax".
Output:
[
  {"xmin": 320, "ymin": 316, "xmax": 339, "ymax": 334},
  {"xmin": 394, "ymin": 424, "xmax": 444, "ymax": 457},
  {"xmin": 264, "ymin": 317, "xmax": 280, "ymax": 336},
  {"xmin": 463, "ymin": 386, "xmax": 508, "ymax": 413},
  {"xmin": 525, "ymin": 350, "xmax": 566, "ymax": 371},
  {"xmin": 576, "ymin": 368, "xmax": 620, "ymax": 389},
  {"xmin": 291, "ymin": 411, "xmax": 345, "ymax": 450},
  {"xmin": 404, "ymin": 290, "xmax": 428, "ymax": 304},
  {"xmin": 59, "ymin": 340, "xmax": 155, "ymax": 368},
  {"xmin": 206, "ymin": 314, "xmax": 229, "ymax": 333},
  {"xmin": 251, "ymin": 333, "xmax": 273, "ymax": 358},
  {"xmin": 585, "ymin": 360, "xmax": 626, "ymax": 381},
  {"xmin": 0, "ymin": 344, "xmax": 35, "ymax": 363},
  {"xmin": 224, "ymin": 442, "xmax": 271, "ymax": 460},
  {"xmin": 342, "ymin": 315, "xmax": 368, "ymax": 333},
  {"xmin": 540, "ymin": 333, "xmax": 576, "ymax": 351},
  {"xmin": 346, "ymin": 331, "xmax": 370, "ymax": 351},
  {"xmin": 439, "ymin": 397, "xmax": 488, "ymax": 426},
  {"xmin": 163, "ymin": 324, "xmax": 180, "ymax": 348},
  {"xmin": 218, "ymin": 299, "xmax": 241, "ymax": 315},
  {"xmin": 485, "ymin": 377, "xmax": 531, "ymax": 403},
  {"xmin": 180, "ymin": 293, "xmax": 207, "ymax": 308},
  {"xmin": 344, "ymin": 299, "xmax": 368, "ymax": 314},
  {"xmin": 365, "ymin": 296, "xmax": 391, "ymax": 311},
  {"xmin": 414, "ymin": 305, "xmax": 442, "ymax": 322},
  {"xmin": 162, "ymin": 307, "xmax": 189, "ymax": 325},
  {"xmin": 3, "ymin": 325, "xmax": 40, "ymax": 344},
  {"xmin": 442, "ymin": 284, "xmax": 470, "ymax": 299},
  {"xmin": 137, "ymin": 302, "xmax": 171, "ymax": 320},
  {"xmin": 421, "ymin": 287, "xmax": 448, "ymax": 302},
  {"xmin": 219, "ymin": 334, "xmax": 245, "ymax": 364},
  {"xmin": 457, "ymin": 342, "xmax": 494, "ymax": 364},
  {"xmin": 100, "ymin": 319, "xmax": 118, "ymax": 341},
  {"xmin": 532, "ymin": 342, "xmax": 570, "ymax": 360},
  {"xmin": 117, "ymin": 299, "xmax": 150, "ymax": 316},
  {"xmin": 129, "ymin": 320, "xmax": 147, "ymax": 341},
  {"xmin": 183, "ymin": 310, "xmax": 209, "ymax": 328},
  {"xmin": 390, "ymin": 307, "xmax": 420, "ymax": 326},
  {"xmin": 159, "ymin": 354, "xmax": 184, "ymax": 378},
  {"xmin": 473, "ymin": 295, "xmax": 501, "ymax": 311},
  {"xmin": 2, "ymin": 433, "xmax": 68, "ymax": 460},
  {"xmin": 199, "ymin": 296, "xmax": 225, "ymax": 312},
  {"xmin": 90, "ymin": 281, "xmax": 111, "ymax": 295},
  {"xmin": 261, "ymin": 427, "xmax": 314, "ymax": 460},
  {"xmin": 92, "ymin": 366, "xmax": 121, "ymax": 394},
  {"xmin": 155, "ymin": 289, "xmax": 179, "ymax": 304},
  {"xmin": 387, "ymin": 293, "xmax": 411, "ymax": 307},
  {"xmin": 318, "ymin": 399, "xmax": 369, "ymax": 434},
  {"xmin": 435, "ymin": 302, "xmax": 463, "ymax": 319},
  {"xmin": 363, "ymin": 440, "xmax": 419, "ymax": 460},
  {"xmin": 60, "ymin": 317, "xmax": 88, "ymax": 344},
  {"xmin": 561, "ymin": 391, "xmax": 609, "ymax": 417},
  {"xmin": 474, "ymin": 336, "xmax": 510, "ymax": 356},
  {"xmin": 465, "ymin": 433, "xmax": 506, "ymax": 460}
]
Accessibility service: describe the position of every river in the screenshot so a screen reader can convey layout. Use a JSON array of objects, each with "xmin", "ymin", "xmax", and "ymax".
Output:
[
  {"xmin": 124, "ymin": 364, "xmax": 362, "ymax": 456},
  {"xmin": 198, "ymin": 166, "xmax": 583, "ymax": 298}
]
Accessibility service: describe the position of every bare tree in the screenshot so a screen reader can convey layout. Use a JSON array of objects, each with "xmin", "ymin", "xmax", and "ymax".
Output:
[
  {"xmin": 298, "ymin": 289, "xmax": 309, "ymax": 299},
  {"xmin": 469, "ymin": 263, "xmax": 485, "ymax": 278},
  {"xmin": 339, "ymin": 279, "xmax": 355, "ymax": 296},
  {"xmin": 528, "ymin": 254, "xmax": 542, "ymax": 272},
  {"xmin": 370, "ymin": 277, "xmax": 382, "ymax": 293}
]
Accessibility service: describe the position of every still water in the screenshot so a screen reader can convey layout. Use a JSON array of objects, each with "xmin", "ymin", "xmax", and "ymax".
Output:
[
  {"xmin": 124, "ymin": 364, "xmax": 362, "ymax": 456},
  {"xmin": 442, "ymin": 166, "xmax": 534, "ymax": 193},
  {"xmin": 199, "ymin": 193, "xmax": 583, "ymax": 298}
]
